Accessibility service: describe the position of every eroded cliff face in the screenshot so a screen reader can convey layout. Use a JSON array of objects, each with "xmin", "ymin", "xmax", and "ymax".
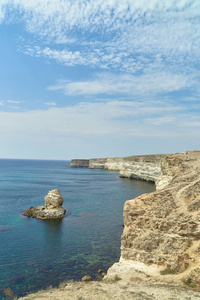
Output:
[
  {"xmin": 105, "ymin": 151, "xmax": 200, "ymax": 286},
  {"xmin": 71, "ymin": 154, "xmax": 167, "ymax": 183},
  {"xmin": 70, "ymin": 159, "xmax": 89, "ymax": 168}
]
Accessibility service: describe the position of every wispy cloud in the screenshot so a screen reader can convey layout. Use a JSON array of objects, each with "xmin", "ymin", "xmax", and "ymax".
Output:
[
  {"xmin": 6, "ymin": 100, "xmax": 21, "ymax": 104},
  {"xmin": 145, "ymin": 116, "xmax": 176, "ymax": 126},
  {"xmin": 0, "ymin": 100, "xmax": 190, "ymax": 139},
  {"xmin": 0, "ymin": 1, "xmax": 200, "ymax": 158},
  {"xmin": 2, "ymin": 0, "xmax": 200, "ymax": 74},
  {"xmin": 45, "ymin": 102, "xmax": 56, "ymax": 106},
  {"xmin": 0, "ymin": 99, "xmax": 198, "ymax": 158},
  {"xmin": 48, "ymin": 71, "xmax": 192, "ymax": 97},
  {"xmin": 0, "ymin": 100, "xmax": 22, "ymax": 106}
]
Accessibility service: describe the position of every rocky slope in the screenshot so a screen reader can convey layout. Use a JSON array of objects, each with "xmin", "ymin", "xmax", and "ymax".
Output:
[{"xmin": 18, "ymin": 279, "xmax": 200, "ymax": 300}]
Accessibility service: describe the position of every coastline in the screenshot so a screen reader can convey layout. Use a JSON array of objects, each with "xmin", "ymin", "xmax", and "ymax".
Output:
[
  {"xmin": 18, "ymin": 279, "xmax": 200, "ymax": 299},
  {"xmin": 19, "ymin": 151, "xmax": 200, "ymax": 299},
  {"xmin": 71, "ymin": 154, "xmax": 167, "ymax": 184}
]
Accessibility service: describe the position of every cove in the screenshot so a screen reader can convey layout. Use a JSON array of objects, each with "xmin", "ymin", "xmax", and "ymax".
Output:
[{"xmin": 0, "ymin": 159, "xmax": 155, "ymax": 299}]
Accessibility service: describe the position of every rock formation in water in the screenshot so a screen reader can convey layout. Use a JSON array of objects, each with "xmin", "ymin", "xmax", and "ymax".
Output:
[
  {"xmin": 104, "ymin": 151, "xmax": 200, "ymax": 286},
  {"xmin": 23, "ymin": 189, "xmax": 66, "ymax": 220}
]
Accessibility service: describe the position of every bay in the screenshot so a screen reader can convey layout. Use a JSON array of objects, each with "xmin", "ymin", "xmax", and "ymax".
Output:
[{"xmin": 0, "ymin": 159, "xmax": 155, "ymax": 298}]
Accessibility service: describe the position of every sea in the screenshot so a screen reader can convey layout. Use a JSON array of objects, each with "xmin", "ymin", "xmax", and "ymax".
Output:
[{"xmin": 0, "ymin": 159, "xmax": 155, "ymax": 299}]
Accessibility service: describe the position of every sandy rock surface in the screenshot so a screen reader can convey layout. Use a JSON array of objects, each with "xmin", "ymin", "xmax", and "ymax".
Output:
[
  {"xmin": 115, "ymin": 151, "xmax": 200, "ymax": 287},
  {"xmin": 18, "ymin": 280, "xmax": 200, "ymax": 300},
  {"xmin": 45, "ymin": 189, "xmax": 64, "ymax": 209}
]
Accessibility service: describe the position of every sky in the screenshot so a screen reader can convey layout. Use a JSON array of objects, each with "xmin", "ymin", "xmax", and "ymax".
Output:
[{"xmin": 0, "ymin": 0, "xmax": 200, "ymax": 160}]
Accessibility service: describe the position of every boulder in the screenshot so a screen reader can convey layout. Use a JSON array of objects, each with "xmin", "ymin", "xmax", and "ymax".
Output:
[
  {"xmin": 82, "ymin": 275, "xmax": 92, "ymax": 282},
  {"xmin": 23, "ymin": 189, "xmax": 66, "ymax": 220}
]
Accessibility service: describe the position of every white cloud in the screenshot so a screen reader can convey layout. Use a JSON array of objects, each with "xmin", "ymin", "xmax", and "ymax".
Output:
[
  {"xmin": 184, "ymin": 122, "xmax": 200, "ymax": 127},
  {"xmin": 0, "ymin": 100, "xmax": 191, "ymax": 140},
  {"xmin": 145, "ymin": 116, "xmax": 176, "ymax": 126},
  {"xmin": 24, "ymin": 46, "xmax": 101, "ymax": 67},
  {"xmin": 45, "ymin": 102, "xmax": 56, "ymax": 106},
  {"xmin": 7, "ymin": 100, "xmax": 21, "ymax": 104},
  {"xmin": 0, "ymin": 1, "xmax": 200, "ymax": 158},
  {"xmin": 7, "ymin": 1, "xmax": 199, "ymax": 34},
  {"xmin": 2, "ymin": 0, "xmax": 200, "ymax": 74},
  {"xmin": 48, "ymin": 71, "xmax": 192, "ymax": 96},
  {"xmin": 0, "ymin": 99, "xmax": 199, "ymax": 159}
]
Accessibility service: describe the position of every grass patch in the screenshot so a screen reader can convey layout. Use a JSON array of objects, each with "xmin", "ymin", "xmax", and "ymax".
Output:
[{"xmin": 160, "ymin": 268, "xmax": 177, "ymax": 275}]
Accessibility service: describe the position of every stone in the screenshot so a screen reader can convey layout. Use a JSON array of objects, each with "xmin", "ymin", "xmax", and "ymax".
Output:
[
  {"xmin": 45, "ymin": 189, "xmax": 64, "ymax": 209},
  {"xmin": 82, "ymin": 275, "xmax": 92, "ymax": 282},
  {"xmin": 23, "ymin": 189, "xmax": 66, "ymax": 220}
]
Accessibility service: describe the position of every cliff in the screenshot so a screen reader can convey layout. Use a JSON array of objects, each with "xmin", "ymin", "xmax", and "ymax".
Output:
[
  {"xmin": 71, "ymin": 154, "xmax": 167, "ymax": 184},
  {"xmin": 70, "ymin": 159, "xmax": 89, "ymax": 168},
  {"xmin": 105, "ymin": 151, "xmax": 200, "ymax": 287},
  {"xmin": 71, "ymin": 151, "xmax": 200, "ymax": 286}
]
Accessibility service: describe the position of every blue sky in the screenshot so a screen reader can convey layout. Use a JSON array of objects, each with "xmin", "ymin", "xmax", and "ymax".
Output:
[{"xmin": 0, "ymin": 0, "xmax": 200, "ymax": 159}]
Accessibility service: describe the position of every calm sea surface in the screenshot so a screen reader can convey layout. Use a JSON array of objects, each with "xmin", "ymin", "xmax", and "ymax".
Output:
[{"xmin": 0, "ymin": 159, "xmax": 155, "ymax": 298}]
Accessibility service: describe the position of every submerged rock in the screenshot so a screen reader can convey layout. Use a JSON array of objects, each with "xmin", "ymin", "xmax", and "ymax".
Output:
[{"xmin": 23, "ymin": 189, "xmax": 66, "ymax": 220}]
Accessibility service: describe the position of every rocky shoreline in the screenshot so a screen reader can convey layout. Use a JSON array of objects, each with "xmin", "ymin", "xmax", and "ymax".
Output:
[
  {"xmin": 18, "ymin": 279, "xmax": 200, "ymax": 299},
  {"xmin": 19, "ymin": 151, "xmax": 200, "ymax": 299}
]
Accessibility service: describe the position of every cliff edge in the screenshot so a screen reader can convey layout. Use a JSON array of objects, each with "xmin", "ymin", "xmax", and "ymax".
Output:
[
  {"xmin": 105, "ymin": 151, "xmax": 200, "ymax": 287},
  {"xmin": 71, "ymin": 154, "xmax": 167, "ymax": 184}
]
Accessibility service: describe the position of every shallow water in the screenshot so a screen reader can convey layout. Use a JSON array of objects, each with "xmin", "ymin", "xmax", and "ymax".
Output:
[{"xmin": 0, "ymin": 159, "xmax": 155, "ymax": 298}]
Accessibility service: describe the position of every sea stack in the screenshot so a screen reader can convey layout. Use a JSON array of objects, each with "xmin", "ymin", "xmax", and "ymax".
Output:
[{"xmin": 23, "ymin": 189, "xmax": 66, "ymax": 220}]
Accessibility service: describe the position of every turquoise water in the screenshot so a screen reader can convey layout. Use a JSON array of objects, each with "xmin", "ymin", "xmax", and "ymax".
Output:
[{"xmin": 0, "ymin": 159, "xmax": 155, "ymax": 298}]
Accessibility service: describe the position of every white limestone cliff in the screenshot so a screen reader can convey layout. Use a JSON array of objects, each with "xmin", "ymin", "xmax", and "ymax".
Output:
[
  {"xmin": 71, "ymin": 154, "xmax": 167, "ymax": 186},
  {"xmin": 104, "ymin": 151, "xmax": 200, "ymax": 287}
]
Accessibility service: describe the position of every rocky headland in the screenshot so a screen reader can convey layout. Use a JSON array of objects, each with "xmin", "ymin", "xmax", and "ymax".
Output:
[
  {"xmin": 72, "ymin": 151, "xmax": 200, "ymax": 286},
  {"xmin": 23, "ymin": 189, "xmax": 66, "ymax": 220},
  {"xmin": 103, "ymin": 151, "xmax": 200, "ymax": 287},
  {"xmin": 19, "ymin": 151, "xmax": 200, "ymax": 299}
]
